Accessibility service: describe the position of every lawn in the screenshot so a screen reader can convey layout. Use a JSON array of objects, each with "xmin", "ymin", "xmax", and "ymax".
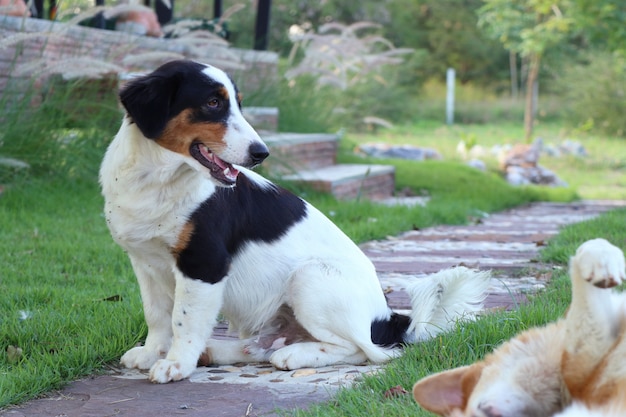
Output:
[
  {"xmin": 0, "ymin": 180, "xmax": 143, "ymax": 405},
  {"xmin": 347, "ymin": 121, "xmax": 626, "ymax": 200},
  {"xmin": 0, "ymin": 120, "xmax": 624, "ymax": 410}
]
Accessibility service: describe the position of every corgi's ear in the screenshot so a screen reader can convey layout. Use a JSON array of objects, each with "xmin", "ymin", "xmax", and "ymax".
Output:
[{"xmin": 412, "ymin": 364, "xmax": 484, "ymax": 416}]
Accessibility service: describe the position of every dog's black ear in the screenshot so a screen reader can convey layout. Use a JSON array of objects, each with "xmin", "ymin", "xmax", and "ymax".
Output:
[{"xmin": 119, "ymin": 69, "xmax": 180, "ymax": 139}]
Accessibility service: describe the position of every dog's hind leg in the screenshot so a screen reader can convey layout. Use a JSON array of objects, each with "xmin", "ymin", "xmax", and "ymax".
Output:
[
  {"xmin": 201, "ymin": 338, "xmax": 271, "ymax": 365},
  {"xmin": 267, "ymin": 261, "xmax": 394, "ymax": 370},
  {"xmin": 269, "ymin": 341, "xmax": 370, "ymax": 370},
  {"xmin": 562, "ymin": 238, "xmax": 626, "ymax": 397}
]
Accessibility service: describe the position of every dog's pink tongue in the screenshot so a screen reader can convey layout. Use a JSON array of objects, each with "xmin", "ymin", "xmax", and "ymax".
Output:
[{"xmin": 213, "ymin": 154, "xmax": 240, "ymax": 181}]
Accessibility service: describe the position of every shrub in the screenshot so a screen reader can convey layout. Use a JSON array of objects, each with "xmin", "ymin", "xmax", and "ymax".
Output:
[
  {"xmin": 414, "ymin": 78, "xmax": 563, "ymax": 125},
  {"xmin": 557, "ymin": 51, "xmax": 626, "ymax": 137},
  {"xmin": 280, "ymin": 21, "xmax": 418, "ymax": 131},
  {"xmin": 0, "ymin": 76, "xmax": 121, "ymax": 183}
]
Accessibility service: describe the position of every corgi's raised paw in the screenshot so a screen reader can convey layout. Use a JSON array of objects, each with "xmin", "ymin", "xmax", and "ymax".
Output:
[{"xmin": 574, "ymin": 238, "xmax": 625, "ymax": 289}]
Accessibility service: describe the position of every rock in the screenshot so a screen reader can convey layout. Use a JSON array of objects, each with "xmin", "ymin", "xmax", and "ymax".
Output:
[
  {"xmin": 537, "ymin": 139, "xmax": 587, "ymax": 158},
  {"xmin": 291, "ymin": 368, "xmax": 317, "ymax": 378},
  {"xmin": 500, "ymin": 141, "xmax": 567, "ymax": 187},
  {"xmin": 505, "ymin": 165, "xmax": 568, "ymax": 187},
  {"xmin": 466, "ymin": 159, "xmax": 486, "ymax": 171},
  {"xmin": 357, "ymin": 144, "xmax": 442, "ymax": 161},
  {"xmin": 0, "ymin": 157, "xmax": 30, "ymax": 170},
  {"xmin": 559, "ymin": 139, "xmax": 587, "ymax": 157},
  {"xmin": 499, "ymin": 143, "xmax": 540, "ymax": 170}
]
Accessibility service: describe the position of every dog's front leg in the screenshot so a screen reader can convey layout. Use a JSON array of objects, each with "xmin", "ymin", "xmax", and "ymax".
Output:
[
  {"xmin": 562, "ymin": 238, "xmax": 625, "ymax": 396},
  {"xmin": 149, "ymin": 270, "xmax": 225, "ymax": 383},
  {"xmin": 121, "ymin": 257, "xmax": 175, "ymax": 371}
]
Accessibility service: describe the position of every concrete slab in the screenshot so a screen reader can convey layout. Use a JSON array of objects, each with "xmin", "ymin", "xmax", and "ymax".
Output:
[{"xmin": 282, "ymin": 164, "xmax": 395, "ymax": 183}]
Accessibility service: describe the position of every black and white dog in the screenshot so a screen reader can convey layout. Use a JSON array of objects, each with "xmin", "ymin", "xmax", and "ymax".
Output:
[{"xmin": 100, "ymin": 60, "xmax": 490, "ymax": 383}]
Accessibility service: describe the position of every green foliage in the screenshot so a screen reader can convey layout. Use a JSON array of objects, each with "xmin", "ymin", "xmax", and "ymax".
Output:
[
  {"xmin": 222, "ymin": 0, "xmax": 511, "ymax": 89},
  {"xmin": 271, "ymin": 74, "xmax": 342, "ymax": 133},
  {"xmin": 477, "ymin": 0, "xmax": 573, "ymax": 57},
  {"xmin": 339, "ymin": 141, "xmax": 576, "ymax": 226},
  {"xmin": 0, "ymin": 76, "xmax": 121, "ymax": 183},
  {"xmin": 569, "ymin": 0, "xmax": 626, "ymax": 56},
  {"xmin": 246, "ymin": 58, "xmax": 427, "ymax": 133},
  {"xmin": 386, "ymin": 0, "xmax": 509, "ymax": 85},
  {"xmin": 540, "ymin": 207, "xmax": 626, "ymax": 264},
  {"xmin": 557, "ymin": 51, "xmax": 626, "ymax": 137}
]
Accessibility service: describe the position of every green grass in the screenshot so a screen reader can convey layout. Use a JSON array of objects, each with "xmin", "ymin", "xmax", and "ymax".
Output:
[
  {"xmin": 312, "ymin": 159, "xmax": 575, "ymax": 242},
  {"xmin": 292, "ymin": 208, "xmax": 626, "ymax": 417},
  {"xmin": 0, "ymin": 179, "xmax": 144, "ymax": 405},
  {"xmin": 0, "ymin": 148, "xmax": 573, "ymax": 408},
  {"xmin": 0, "ymin": 118, "xmax": 620, "ymax": 409},
  {"xmin": 348, "ymin": 121, "xmax": 626, "ymax": 200}
]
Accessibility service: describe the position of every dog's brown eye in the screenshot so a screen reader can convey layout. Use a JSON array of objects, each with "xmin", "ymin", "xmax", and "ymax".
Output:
[{"xmin": 207, "ymin": 98, "xmax": 220, "ymax": 108}]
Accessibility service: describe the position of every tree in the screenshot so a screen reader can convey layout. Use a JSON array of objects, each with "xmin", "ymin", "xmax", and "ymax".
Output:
[
  {"xmin": 571, "ymin": 0, "xmax": 626, "ymax": 57},
  {"xmin": 478, "ymin": 0, "xmax": 572, "ymax": 142},
  {"xmin": 386, "ymin": 0, "xmax": 509, "ymax": 86}
]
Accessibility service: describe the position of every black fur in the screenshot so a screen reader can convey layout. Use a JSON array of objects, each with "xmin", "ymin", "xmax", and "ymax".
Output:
[
  {"xmin": 119, "ymin": 60, "xmax": 233, "ymax": 139},
  {"xmin": 176, "ymin": 174, "xmax": 307, "ymax": 284},
  {"xmin": 371, "ymin": 313, "xmax": 411, "ymax": 347}
]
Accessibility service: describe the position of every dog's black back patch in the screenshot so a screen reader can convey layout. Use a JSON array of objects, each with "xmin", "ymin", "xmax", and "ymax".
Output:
[
  {"xmin": 371, "ymin": 313, "xmax": 411, "ymax": 347},
  {"xmin": 176, "ymin": 175, "xmax": 307, "ymax": 284}
]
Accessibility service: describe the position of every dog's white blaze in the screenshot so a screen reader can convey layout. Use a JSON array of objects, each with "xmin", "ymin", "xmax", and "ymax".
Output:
[{"xmin": 201, "ymin": 65, "xmax": 266, "ymax": 165}]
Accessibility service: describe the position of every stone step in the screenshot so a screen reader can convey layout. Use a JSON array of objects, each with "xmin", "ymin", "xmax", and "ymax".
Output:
[
  {"xmin": 282, "ymin": 163, "xmax": 395, "ymax": 200},
  {"xmin": 243, "ymin": 107, "xmax": 279, "ymax": 132},
  {"xmin": 257, "ymin": 131, "xmax": 397, "ymax": 200},
  {"xmin": 261, "ymin": 132, "xmax": 339, "ymax": 174}
]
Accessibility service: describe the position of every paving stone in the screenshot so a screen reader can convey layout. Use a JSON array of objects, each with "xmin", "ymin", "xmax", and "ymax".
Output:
[{"xmin": 2, "ymin": 200, "xmax": 624, "ymax": 417}]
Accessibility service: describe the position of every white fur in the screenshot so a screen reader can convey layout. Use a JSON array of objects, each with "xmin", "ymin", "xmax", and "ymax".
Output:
[
  {"xmin": 413, "ymin": 238, "xmax": 626, "ymax": 417},
  {"xmin": 101, "ymin": 63, "xmax": 490, "ymax": 383},
  {"xmin": 407, "ymin": 267, "xmax": 491, "ymax": 342}
]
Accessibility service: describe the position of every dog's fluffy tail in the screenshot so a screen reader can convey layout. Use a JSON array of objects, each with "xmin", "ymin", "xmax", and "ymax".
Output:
[{"xmin": 404, "ymin": 267, "xmax": 491, "ymax": 343}]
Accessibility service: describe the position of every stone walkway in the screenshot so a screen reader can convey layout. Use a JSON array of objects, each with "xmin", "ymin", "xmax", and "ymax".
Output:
[{"xmin": 2, "ymin": 201, "xmax": 624, "ymax": 417}]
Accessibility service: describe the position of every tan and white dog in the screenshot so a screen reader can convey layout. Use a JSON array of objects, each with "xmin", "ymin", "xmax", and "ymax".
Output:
[{"xmin": 412, "ymin": 238, "xmax": 626, "ymax": 417}]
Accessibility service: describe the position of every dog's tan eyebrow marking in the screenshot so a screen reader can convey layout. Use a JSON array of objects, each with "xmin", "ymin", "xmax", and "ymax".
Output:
[
  {"xmin": 217, "ymin": 86, "xmax": 229, "ymax": 101},
  {"xmin": 237, "ymin": 92, "xmax": 243, "ymax": 103}
]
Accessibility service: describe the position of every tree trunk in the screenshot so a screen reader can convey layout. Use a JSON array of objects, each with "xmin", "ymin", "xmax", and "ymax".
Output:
[
  {"xmin": 524, "ymin": 53, "xmax": 541, "ymax": 143},
  {"xmin": 509, "ymin": 51, "xmax": 518, "ymax": 99}
]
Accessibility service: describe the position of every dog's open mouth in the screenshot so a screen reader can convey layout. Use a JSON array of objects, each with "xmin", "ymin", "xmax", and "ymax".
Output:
[{"xmin": 190, "ymin": 143, "xmax": 239, "ymax": 185}]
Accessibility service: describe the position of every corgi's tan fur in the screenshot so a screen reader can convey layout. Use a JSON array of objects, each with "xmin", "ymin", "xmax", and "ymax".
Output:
[{"xmin": 413, "ymin": 238, "xmax": 626, "ymax": 417}]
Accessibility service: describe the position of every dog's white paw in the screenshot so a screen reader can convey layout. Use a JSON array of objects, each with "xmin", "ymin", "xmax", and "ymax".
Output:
[
  {"xmin": 120, "ymin": 346, "xmax": 163, "ymax": 370},
  {"xmin": 269, "ymin": 345, "xmax": 314, "ymax": 370},
  {"xmin": 269, "ymin": 349, "xmax": 297, "ymax": 370},
  {"xmin": 148, "ymin": 358, "xmax": 195, "ymax": 383},
  {"xmin": 575, "ymin": 238, "xmax": 625, "ymax": 289},
  {"xmin": 243, "ymin": 337, "xmax": 286, "ymax": 362}
]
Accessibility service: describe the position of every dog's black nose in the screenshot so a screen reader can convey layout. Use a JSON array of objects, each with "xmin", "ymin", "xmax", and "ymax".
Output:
[{"xmin": 249, "ymin": 142, "xmax": 270, "ymax": 165}]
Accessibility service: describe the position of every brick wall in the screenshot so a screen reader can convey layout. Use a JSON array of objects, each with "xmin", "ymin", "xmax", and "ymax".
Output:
[{"xmin": 0, "ymin": 15, "xmax": 278, "ymax": 110}]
